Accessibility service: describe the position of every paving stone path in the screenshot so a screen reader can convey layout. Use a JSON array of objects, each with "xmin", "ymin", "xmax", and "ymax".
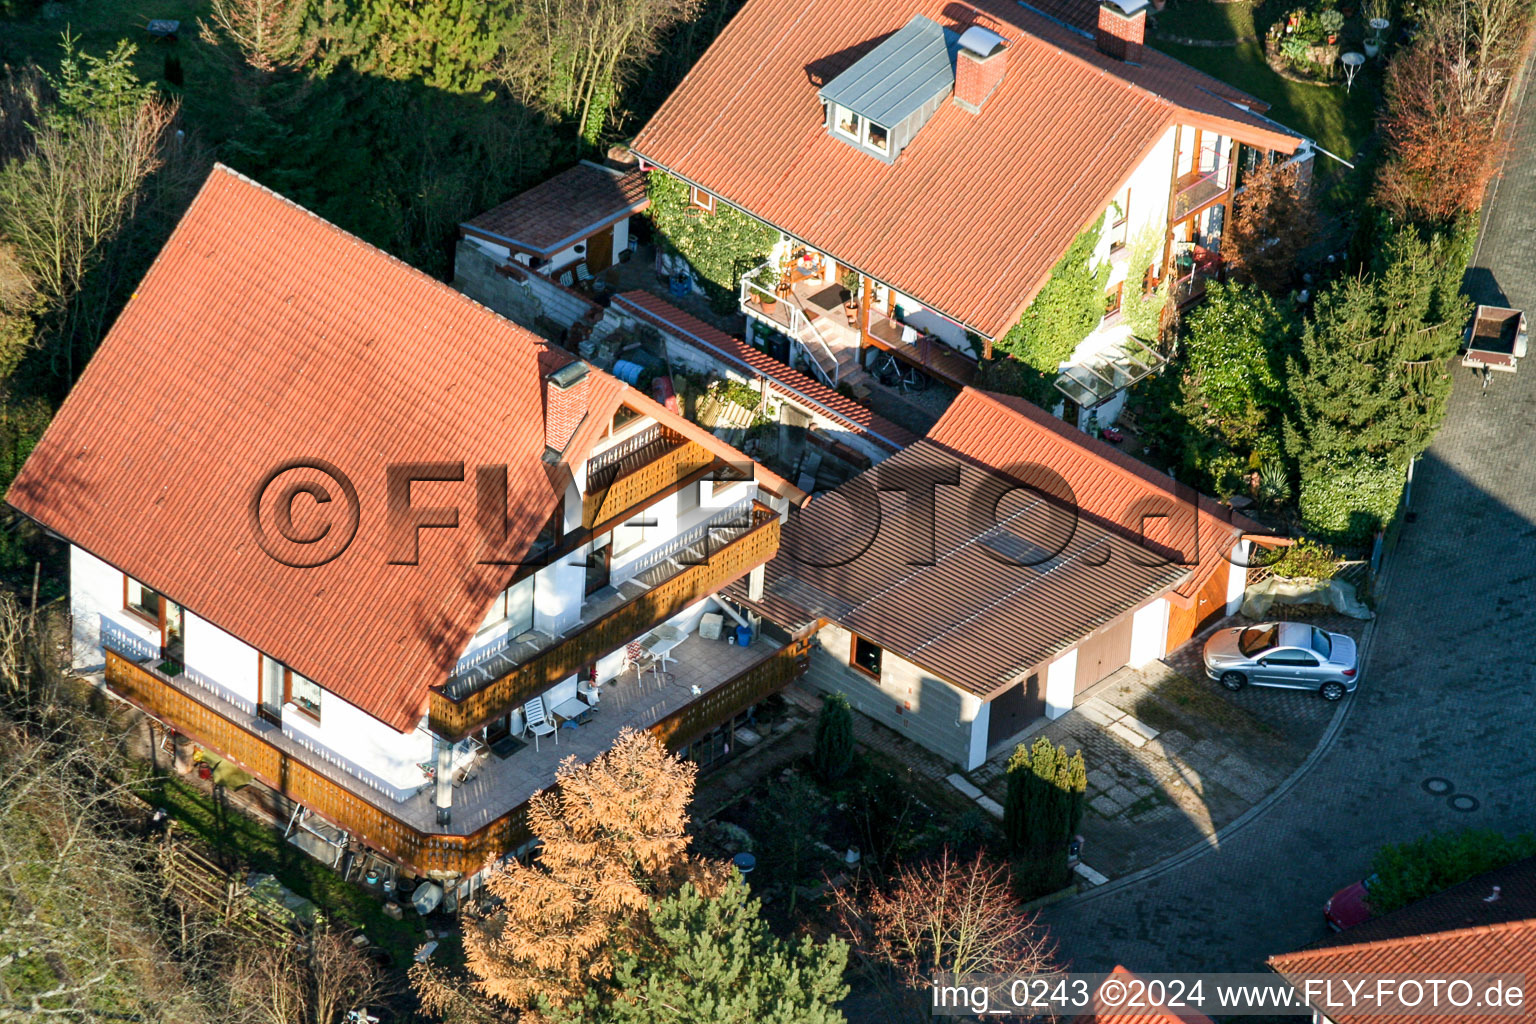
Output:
[{"xmin": 1037, "ymin": 60, "xmax": 1536, "ymax": 971}]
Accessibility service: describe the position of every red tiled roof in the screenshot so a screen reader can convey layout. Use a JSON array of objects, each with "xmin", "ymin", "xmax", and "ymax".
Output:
[
  {"xmin": 611, "ymin": 290, "xmax": 919, "ymax": 451},
  {"xmin": 928, "ymin": 389, "xmax": 1258, "ymax": 604},
  {"xmin": 8, "ymin": 166, "xmax": 566, "ymax": 731},
  {"xmin": 461, "ymin": 162, "xmax": 648, "ymax": 257},
  {"xmin": 1268, "ymin": 857, "xmax": 1536, "ymax": 1024},
  {"xmin": 6, "ymin": 166, "xmax": 792, "ymax": 733},
  {"xmin": 1073, "ymin": 967, "xmax": 1216, "ymax": 1023},
  {"xmin": 631, "ymin": 0, "xmax": 1301, "ymax": 340}
]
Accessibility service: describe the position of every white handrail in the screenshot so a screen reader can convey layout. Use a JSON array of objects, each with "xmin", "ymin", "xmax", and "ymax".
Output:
[{"xmin": 740, "ymin": 262, "xmax": 840, "ymax": 387}]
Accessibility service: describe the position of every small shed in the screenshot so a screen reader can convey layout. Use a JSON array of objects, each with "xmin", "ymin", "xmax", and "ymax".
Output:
[{"xmin": 460, "ymin": 161, "xmax": 649, "ymax": 275}]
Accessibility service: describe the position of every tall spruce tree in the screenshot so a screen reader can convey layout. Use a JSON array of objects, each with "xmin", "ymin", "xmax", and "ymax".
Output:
[
  {"xmin": 813, "ymin": 692, "xmax": 855, "ymax": 782},
  {"xmin": 1285, "ymin": 225, "xmax": 1467, "ymax": 540},
  {"xmin": 554, "ymin": 876, "xmax": 850, "ymax": 1024}
]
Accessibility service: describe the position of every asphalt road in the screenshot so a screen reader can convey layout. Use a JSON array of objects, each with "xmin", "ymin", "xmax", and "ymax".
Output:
[{"xmin": 1038, "ymin": 67, "xmax": 1536, "ymax": 972}]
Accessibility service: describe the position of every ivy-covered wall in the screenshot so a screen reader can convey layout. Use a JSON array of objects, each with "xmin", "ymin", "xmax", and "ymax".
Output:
[
  {"xmin": 992, "ymin": 214, "xmax": 1109, "ymax": 373},
  {"xmin": 647, "ymin": 172, "xmax": 781, "ymax": 313}
]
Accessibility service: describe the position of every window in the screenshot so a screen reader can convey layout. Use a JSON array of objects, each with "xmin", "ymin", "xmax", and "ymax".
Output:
[
  {"xmin": 689, "ymin": 185, "xmax": 715, "ymax": 212},
  {"xmin": 288, "ymin": 672, "xmax": 322, "ymax": 717},
  {"xmin": 832, "ymin": 104, "xmax": 861, "ymax": 140},
  {"xmin": 1264, "ymin": 651, "xmax": 1319, "ymax": 668},
  {"xmin": 1105, "ymin": 282, "xmax": 1124, "ymax": 316},
  {"xmin": 1310, "ymin": 627, "xmax": 1333, "ymax": 658},
  {"xmin": 1110, "ymin": 188, "xmax": 1131, "ymax": 250},
  {"xmin": 125, "ymin": 576, "xmax": 162, "ymax": 624},
  {"xmin": 850, "ymin": 634, "xmax": 882, "ymax": 678},
  {"xmin": 260, "ymin": 655, "xmax": 322, "ymax": 721},
  {"xmin": 1237, "ymin": 625, "xmax": 1277, "ymax": 657},
  {"xmin": 865, "ymin": 121, "xmax": 889, "ymax": 153},
  {"xmin": 479, "ymin": 575, "xmax": 536, "ymax": 635}
]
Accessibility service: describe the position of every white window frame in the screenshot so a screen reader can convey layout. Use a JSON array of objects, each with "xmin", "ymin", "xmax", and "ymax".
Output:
[
  {"xmin": 832, "ymin": 104, "xmax": 861, "ymax": 141},
  {"xmin": 864, "ymin": 120, "xmax": 890, "ymax": 153}
]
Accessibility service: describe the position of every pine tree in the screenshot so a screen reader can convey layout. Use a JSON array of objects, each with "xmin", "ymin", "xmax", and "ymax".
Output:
[
  {"xmin": 813, "ymin": 692, "xmax": 855, "ymax": 783},
  {"xmin": 555, "ymin": 876, "xmax": 850, "ymax": 1024}
]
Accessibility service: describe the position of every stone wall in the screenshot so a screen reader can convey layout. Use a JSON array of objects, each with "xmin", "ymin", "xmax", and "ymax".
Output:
[{"xmin": 453, "ymin": 238, "xmax": 600, "ymax": 334}]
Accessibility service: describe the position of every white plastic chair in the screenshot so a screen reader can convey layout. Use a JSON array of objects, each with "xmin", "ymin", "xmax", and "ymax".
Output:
[{"xmin": 521, "ymin": 697, "xmax": 558, "ymax": 751}]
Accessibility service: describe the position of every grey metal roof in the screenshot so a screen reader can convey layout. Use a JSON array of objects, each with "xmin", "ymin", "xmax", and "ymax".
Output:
[{"xmin": 819, "ymin": 15, "xmax": 958, "ymax": 128}]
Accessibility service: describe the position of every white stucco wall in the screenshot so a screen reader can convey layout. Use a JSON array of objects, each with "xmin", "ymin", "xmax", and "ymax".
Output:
[
  {"xmin": 70, "ymin": 545, "xmax": 149, "ymax": 672},
  {"xmin": 887, "ymin": 289, "xmax": 973, "ymax": 350},
  {"xmin": 1129, "ymin": 597, "xmax": 1171, "ymax": 668},
  {"xmin": 183, "ymin": 610, "xmax": 259, "ymax": 713},
  {"xmin": 1044, "ymin": 648, "xmax": 1079, "ymax": 719},
  {"xmin": 280, "ymin": 690, "xmax": 433, "ymax": 800}
]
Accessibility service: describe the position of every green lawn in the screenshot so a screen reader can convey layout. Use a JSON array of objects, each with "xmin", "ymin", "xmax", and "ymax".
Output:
[{"xmin": 1151, "ymin": 1, "xmax": 1379, "ymax": 165}]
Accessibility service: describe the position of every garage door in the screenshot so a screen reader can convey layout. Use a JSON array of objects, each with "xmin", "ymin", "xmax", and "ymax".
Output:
[
  {"xmin": 987, "ymin": 672, "xmax": 1044, "ymax": 748},
  {"xmin": 1074, "ymin": 617, "xmax": 1134, "ymax": 695}
]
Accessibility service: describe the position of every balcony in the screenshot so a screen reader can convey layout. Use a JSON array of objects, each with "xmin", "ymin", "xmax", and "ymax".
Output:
[
  {"xmin": 865, "ymin": 310, "xmax": 978, "ymax": 387},
  {"xmin": 739, "ymin": 261, "xmax": 858, "ymax": 387},
  {"xmin": 582, "ymin": 423, "xmax": 716, "ymax": 529},
  {"xmin": 103, "ymin": 627, "xmax": 808, "ymax": 877},
  {"xmin": 429, "ymin": 500, "xmax": 782, "ymax": 741},
  {"xmin": 1173, "ymin": 165, "xmax": 1231, "ymax": 221}
]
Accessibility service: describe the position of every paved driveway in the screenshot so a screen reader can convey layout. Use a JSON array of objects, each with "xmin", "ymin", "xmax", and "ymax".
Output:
[{"xmin": 1038, "ymin": 70, "xmax": 1536, "ymax": 971}]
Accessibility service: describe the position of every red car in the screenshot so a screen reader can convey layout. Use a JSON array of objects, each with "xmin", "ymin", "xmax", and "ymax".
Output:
[{"xmin": 1324, "ymin": 873, "xmax": 1379, "ymax": 931}]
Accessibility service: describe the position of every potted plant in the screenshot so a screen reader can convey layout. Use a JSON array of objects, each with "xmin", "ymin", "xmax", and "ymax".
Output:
[
  {"xmin": 1319, "ymin": 8, "xmax": 1344, "ymax": 43},
  {"xmin": 753, "ymin": 266, "xmax": 779, "ymax": 311}
]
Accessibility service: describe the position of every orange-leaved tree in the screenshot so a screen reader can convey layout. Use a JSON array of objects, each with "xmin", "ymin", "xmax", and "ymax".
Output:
[
  {"xmin": 1224, "ymin": 157, "xmax": 1316, "ymax": 296},
  {"xmin": 412, "ymin": 728, "xmax": 727, "ymax": 1020}
]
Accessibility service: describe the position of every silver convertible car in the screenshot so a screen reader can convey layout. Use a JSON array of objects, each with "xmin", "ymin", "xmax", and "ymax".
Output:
[{"xmin": 1203, "ymin": 622, "xmax": 1359, "ymax": 701}]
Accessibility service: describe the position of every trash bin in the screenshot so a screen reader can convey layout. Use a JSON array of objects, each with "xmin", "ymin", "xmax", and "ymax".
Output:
[{"xmin": 734, "ymin": 624, "xmax": 752, "ymax": 647}]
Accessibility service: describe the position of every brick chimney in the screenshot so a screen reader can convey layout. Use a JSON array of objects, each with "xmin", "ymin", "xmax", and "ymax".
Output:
[
  {"xmin": 544, "ymin": 360, "xmax": 590, "ymax": 453},
  {"xmin": 954, "ymin": 25, "xmax": 1007, "ymax": 114},
  {"xmin": 1096, "ymin": 0, "xmax": 1149, "ymax": 63}
]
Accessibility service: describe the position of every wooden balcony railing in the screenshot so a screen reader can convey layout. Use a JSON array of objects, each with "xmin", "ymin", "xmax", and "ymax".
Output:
[
  {"xmin": 582, "ymin": 429, "xmax": 716, "ymax": 529},
  {"xmin": 1173, "ymin": 165, "xmax": 1231, "ymax": 221},
  {"xmin": 106, "ymin": 631, "xmax": 811, "ymax": 877},
  {"xmin": 652, "ymin": 635, "xmax": 810, "ymax": 750},
  {"xmin": 429, "ymin": 502, "xmax": 782, "ymax": 742},
  {"xmin": 105, "ymin": 649, "xmax": 531, "ymax": 877}
]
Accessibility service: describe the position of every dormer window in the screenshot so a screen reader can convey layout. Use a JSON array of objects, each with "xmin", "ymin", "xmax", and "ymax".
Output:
[
  {"xmin": 833, "ymin": 104, "xmax": 861, "ymax": 140},
  {"xmin": 818, "ymin": 15, "xmax": 959, "ymax": 164}
]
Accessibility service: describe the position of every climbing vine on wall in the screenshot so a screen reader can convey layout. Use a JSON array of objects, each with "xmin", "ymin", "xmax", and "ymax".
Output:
[
  {"xmin": 647, "ymin": 171, "xmax": 780, "ymax": 313},
  {"xmin": 992, "ymin": 214, "xmax": 1109, "ymax": 373}
]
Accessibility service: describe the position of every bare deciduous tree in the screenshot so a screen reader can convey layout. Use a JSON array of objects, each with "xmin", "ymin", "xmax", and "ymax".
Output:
[
  {"xmin": 833, "ymin": 848, "xmax": 1057, "ymax": 1022},
  {"xmin": 1224, "ymin": 157, "xmax": 1316, "ymax": 296}
]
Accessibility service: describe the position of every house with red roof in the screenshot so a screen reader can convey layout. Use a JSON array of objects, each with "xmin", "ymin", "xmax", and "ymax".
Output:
[
  {"xmin": 732, "ymin": 386, "xmax": 1257, "ymax": 767},
  {"xmin": 6, "ymin": 165, "xmax": 808, "ymax": 883},
  {"xmin": 630, "ymin": 0, "xmax": 1310, "ymax": 417},
  {"xmin": 1269, "ymin": 857, "xmax": 1536, "ymax": 1024}
]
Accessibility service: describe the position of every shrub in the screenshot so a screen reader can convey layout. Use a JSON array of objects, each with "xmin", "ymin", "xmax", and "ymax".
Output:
[
  {"xmin": 1298, "ymin": 458, "xmax": 1405, "ymax": 545},
  {"xmin": 1265, "ymin": 538, "xmax": 1338, "ymax": 580},
  {"xmin": 1368, "ymin": 829, "xmax": 1536, "ymax": 915},
  {"xmin": 1003, "ymin": 736, "xmax": 1085, "ymax": 858},
  {"xmin": 1011, "ymin": 849, "xmax": 1074, "ymax": 902},
  {"xmin": 813, "ymin": 692, "xmax": 855, "ymax": 783}
]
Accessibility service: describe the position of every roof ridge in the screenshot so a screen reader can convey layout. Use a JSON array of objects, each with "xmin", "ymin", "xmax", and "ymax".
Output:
[
  {"xmin": 205, "ymin": 163, "xmax": 521, "ymax": 333},
  {"xmin": 1273, "ymin": 916, "xmax": 1536, "ymax": 965}
]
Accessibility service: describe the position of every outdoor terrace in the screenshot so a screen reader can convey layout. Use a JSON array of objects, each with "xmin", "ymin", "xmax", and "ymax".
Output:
[{"xmin": 102, "ymin": 623, "xmax": 804, "ymax": 873}]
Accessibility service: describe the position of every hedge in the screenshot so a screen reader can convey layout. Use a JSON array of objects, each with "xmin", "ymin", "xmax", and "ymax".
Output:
[{"xmin": 1298, "ymin": 457, "xmax": 1406, "ymax": 545}]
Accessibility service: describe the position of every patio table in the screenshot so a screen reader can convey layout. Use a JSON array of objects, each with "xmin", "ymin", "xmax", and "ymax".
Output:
[
  {"xmin": 550, "ymin": 696, "xmax": 594, "ymax": 725},
  {"xmin": 639, "ymin": 625, "xmax": 687, "ymax": 669}
]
